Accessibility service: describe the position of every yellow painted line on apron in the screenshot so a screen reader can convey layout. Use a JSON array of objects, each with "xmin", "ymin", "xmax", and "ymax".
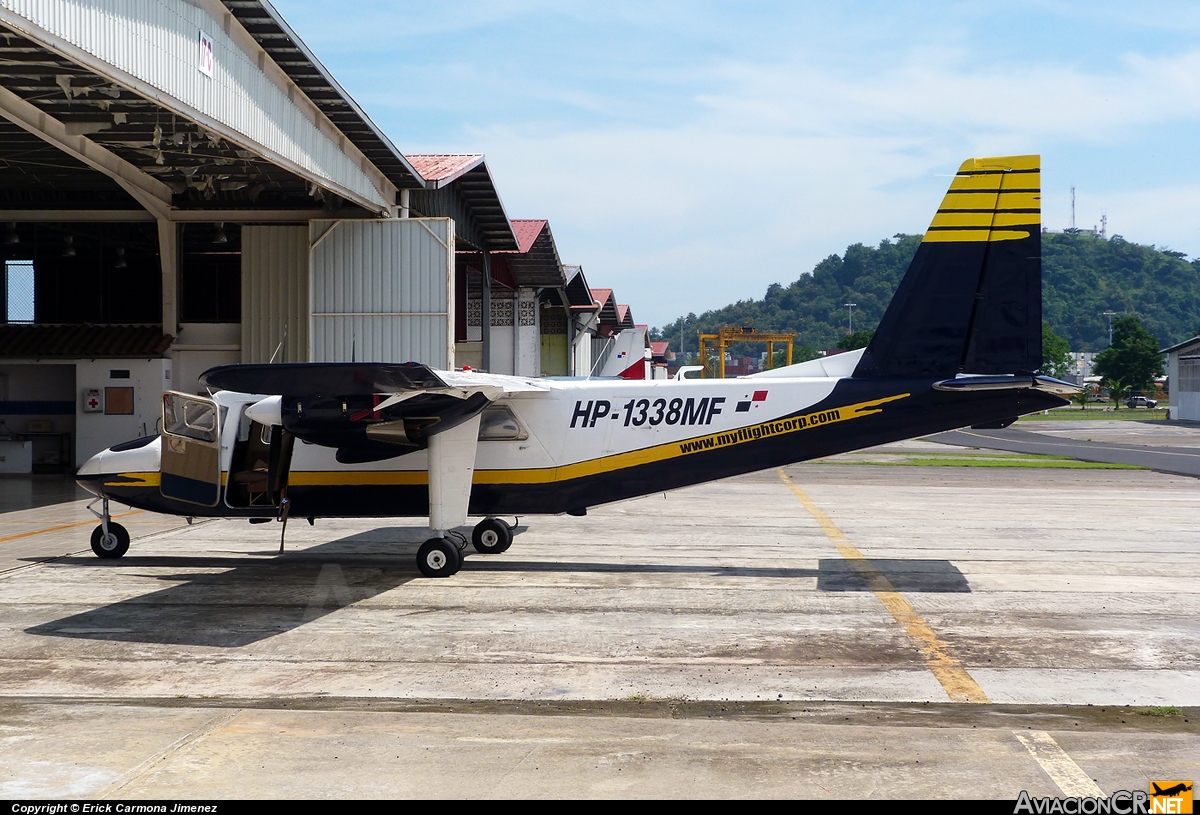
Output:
[
  {"xmin": 1014, "ymin": 731, "xmax": 1104, "ymax": 797},
  {"xmin": 777, "ymin": 469, "xmax": 990, "ymax": 703},
  {"xmin": 0, "ymin": 510, "xmax": 144, "ymax": 544}
]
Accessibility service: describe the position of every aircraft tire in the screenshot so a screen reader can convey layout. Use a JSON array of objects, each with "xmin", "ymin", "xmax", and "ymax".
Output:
[
  {"xmin": 472, "ymin": 518, "xmax": 513, "ymax": 554},
  {"xmin": 417, "ymin": 537, "xmax": 462, "ymax": 578},
  {"xmin": 91, "ymin": 522, "xmax": 130, "ymax": 559}
]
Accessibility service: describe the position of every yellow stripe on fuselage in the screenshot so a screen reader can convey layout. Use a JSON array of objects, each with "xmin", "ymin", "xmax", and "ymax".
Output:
[
  {"xmin": 103, "ymin": 393, "xmax": 911, "ymax": 491},
  {"xmin": 104, "ymin": 472, "xmax": 161, "ymax": 488}
]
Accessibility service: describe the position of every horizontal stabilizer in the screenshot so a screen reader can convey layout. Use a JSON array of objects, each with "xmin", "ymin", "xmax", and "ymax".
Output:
[{"xmin": 933, "ymin": 374, "xmax": 1080, "ymax": 395}]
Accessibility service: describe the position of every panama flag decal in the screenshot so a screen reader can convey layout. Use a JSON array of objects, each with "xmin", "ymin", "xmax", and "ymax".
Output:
[{"xmin": 735, "ymin": 390, "xmax": 769, "ymax": 412}]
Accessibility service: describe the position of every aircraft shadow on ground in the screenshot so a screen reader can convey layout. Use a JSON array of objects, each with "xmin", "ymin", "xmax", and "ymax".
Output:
[
  {"xmin": 26, "ymin": 527, "xmax": 431, "ymax": 648},
  {"xmin": 468, "ymin": 558, "xmax": 971, "ymax": 593},
  {"xmin": 27, "ymin": 529, "xmax": 970, "ymax": 647},
  {"xmin": 815, "ymin": 559, "xmax": 972, "ymax": 593}
]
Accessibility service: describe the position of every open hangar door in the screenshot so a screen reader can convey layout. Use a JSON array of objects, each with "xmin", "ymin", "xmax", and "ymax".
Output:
[
  {"xmin": 0, "ymin": 221, "xmax": 169, "ymax": 470},
  {"xmin": 174, "ymin": 222, "xmax": 244, "ymax": 394}
]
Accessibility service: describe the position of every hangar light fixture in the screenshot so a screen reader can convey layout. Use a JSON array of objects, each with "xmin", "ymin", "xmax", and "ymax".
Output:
[
  {"xmin": 4, "ymin": 223, "xmax": 17, "ymax": 246},
  {"xmin": 114, "ymin": 247, "xmax": 127, "ymax": 269},
  {"xmin": 62, "ymin": 235, "xmax": 75, "ymax": 258},
  {"xmin": 213, "ymin": 223, "xmax": 228, "ymax": 245}
]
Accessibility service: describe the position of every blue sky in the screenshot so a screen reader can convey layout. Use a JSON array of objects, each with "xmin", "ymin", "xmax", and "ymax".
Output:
[{"xmin": 272, "ymin": 0, "xmax": 1200, "ymax": 328}]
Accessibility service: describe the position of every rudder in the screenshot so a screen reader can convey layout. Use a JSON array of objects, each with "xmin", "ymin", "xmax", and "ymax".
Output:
[{"xmin": 855, "ymin": 155, "xmax": 1041, "ymax": 378}]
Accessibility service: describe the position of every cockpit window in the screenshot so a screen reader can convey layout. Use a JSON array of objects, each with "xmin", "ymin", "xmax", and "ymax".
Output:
[
  {"xmin": 162, "ymin": 393, "xmax": 219, "ymax": 444},
  {"xmin": 109, "ymin": 435, "xmax": 156, "ymax": 453}
]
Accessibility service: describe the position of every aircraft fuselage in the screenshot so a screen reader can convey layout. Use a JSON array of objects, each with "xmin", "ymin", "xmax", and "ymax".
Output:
[{"xmin": 77, "ymin": 369, "xmax": 1065, "ymax": 521}]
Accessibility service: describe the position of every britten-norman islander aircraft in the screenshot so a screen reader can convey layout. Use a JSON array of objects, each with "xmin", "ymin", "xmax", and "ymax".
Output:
[{"xmin": 77, "ymin": 155, "xmax": 1077, "ymax": 577}]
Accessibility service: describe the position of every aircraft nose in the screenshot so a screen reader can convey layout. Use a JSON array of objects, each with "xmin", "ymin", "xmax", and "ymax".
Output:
[{"xmin": 75, "ymin": 449, "xmax": 105, "ymax": 496}]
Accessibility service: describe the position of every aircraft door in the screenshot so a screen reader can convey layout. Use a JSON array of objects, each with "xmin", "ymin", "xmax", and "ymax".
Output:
[{"xmin": 160, "ymin": 391, "xmax": 222, "ymax": 507}]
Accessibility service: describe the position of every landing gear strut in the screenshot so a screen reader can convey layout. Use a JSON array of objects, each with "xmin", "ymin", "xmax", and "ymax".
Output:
[{"xmin": 87, "ymin": 497, "xmax": 130, "ymax": 559}]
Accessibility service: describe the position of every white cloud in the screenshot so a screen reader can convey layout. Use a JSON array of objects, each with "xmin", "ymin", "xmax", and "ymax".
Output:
[{"xmin": 272, "ymin": 0, "xmax": 1200, "ymax": 326}]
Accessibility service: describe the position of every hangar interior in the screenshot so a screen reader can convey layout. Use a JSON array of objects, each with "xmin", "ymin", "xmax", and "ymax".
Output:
[{"xmin": 0, "ymin": 0, "xmax": 642, "ymax": 470}]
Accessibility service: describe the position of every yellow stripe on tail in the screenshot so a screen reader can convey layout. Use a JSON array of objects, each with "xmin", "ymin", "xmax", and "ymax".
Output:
[{"xmin": 923, "ymin": 154, "xmax": 1040, "ymax": 244}]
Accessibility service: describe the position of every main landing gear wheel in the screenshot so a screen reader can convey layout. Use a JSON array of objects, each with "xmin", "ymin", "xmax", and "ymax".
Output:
[
  {"xmin": 417, "ymin": 537, "xmax": 462, "ymax": 578},
  {"xmin": 90, "ymin": 522, "xmax": 130, "ymax": 559},
  {"xmin": 472, "ymin": 517, "xmax": 513, "ymax": 554}
]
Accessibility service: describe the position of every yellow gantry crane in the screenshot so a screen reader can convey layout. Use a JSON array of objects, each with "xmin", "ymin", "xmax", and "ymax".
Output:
[{"xmin": 697, "ymin": 326, "xmax": 796, "ymax": 378}]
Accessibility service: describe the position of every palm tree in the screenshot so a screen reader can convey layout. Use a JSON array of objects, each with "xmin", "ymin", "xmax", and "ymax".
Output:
[{"xmin": 1103, "ymin": 376, "xmax": 1127, "ymax": 410}]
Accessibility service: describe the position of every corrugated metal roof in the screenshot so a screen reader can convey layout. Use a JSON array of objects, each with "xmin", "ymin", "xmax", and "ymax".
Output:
[
  {"xmin": 563, "ymin": 267, "xmax": 596, "ymax": 310},
  {"xmin": 405, "ymin": 155, "xmax": 485, "ymax": 186},
  {"xmin": 616, "ymin": 304, "xmax": 632, "ymax": 327},
  {"xmin": 510, "ymin": 219, "xmax": 547, "ymax": 254},
  {"xmin": 0, "ymin": 324, "xmax": 173, "ymax": 357},
  {"xmin": 406, "ymin": 155, "xmax": 515, "ymax": 251},
  {"xmin": 495, "ymin": 219, "xmax": 563, "ymax": 288},
  {"xmin": 590, "ymin": 288, "xmax": 619, "ymax": 326},
  {"xmin": 1161, "ymin": 336, "xmax": 1200, "ymax": 354},
  {"xmin": 222, "ymin": 0, "xmax": 425, "ymax": 192}
]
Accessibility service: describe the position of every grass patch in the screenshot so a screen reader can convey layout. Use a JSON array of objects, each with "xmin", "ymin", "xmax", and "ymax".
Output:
[
  {"xmin": 831, "ymin": 456, "xmax": 1145, "ymax": 469},
  {"xmin": 1138, "ymin": 705, "xmax": 1183, "ymax": 717},
  {"xmin": 1020, "ymin": 408, "xmax": 1168, "ymax": 422}
]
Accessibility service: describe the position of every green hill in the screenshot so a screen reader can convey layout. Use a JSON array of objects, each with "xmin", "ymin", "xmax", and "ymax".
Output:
[{"xmin": 653, "ymin": 233, "xmax": 1200, "ymax": 354}]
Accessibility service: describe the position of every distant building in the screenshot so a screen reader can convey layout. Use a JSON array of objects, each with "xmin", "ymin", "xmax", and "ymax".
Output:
[
  {"xmin": 1162, "ymin": 337, "xmax": 1200, "ymax": 421},
  {"xmin": 1067, "ymin": 352, "xmax": 1096, "ymax": 384}
]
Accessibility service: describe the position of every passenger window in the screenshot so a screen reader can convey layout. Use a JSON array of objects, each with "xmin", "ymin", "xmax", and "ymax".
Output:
[{"xmin": 478, "ymin": 405, "xmax": 527, "ymax": 441}]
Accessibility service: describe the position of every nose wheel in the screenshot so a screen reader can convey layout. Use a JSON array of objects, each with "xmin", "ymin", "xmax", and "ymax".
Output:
[
  {"xmin": 87, "ymin": 497, "xmax": 130, "ymax": 559},
  {"xmin": 472, "ymin": 517, "xmax": 514, "ymax": 554},
  {"xmin": 90, "ymin": 521, "xmax": 130, "ymax": 559}
]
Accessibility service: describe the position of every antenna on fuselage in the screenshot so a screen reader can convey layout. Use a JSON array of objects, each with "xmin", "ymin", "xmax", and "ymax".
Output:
[{"xmin": 269, "ymin": 324, "xmax": 288, "ymax": 364}]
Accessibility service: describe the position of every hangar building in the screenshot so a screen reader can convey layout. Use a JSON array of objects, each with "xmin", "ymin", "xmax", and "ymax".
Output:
[
  {"xmin": 1163, "ymin": 336, "xmax": 1200, "ymax": 422},
  {"xmin": 0, "ymin": 0, "xmax": 611, "ymax": 471}
]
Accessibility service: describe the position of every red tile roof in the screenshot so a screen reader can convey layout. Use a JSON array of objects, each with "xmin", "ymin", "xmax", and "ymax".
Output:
[
  {"xmin": 650, "ymin": 341, "xmax": 670, "ymax": 356},
  {"xmin": 589, "ymin": 288, "xmax": 613, "ymax": 308},
  {"xmin": 509, "ymin": 219, "xmax": 547, "ymax": 254},
  {"xmin": 403, "ymin": 154, "xmax": 484, "ymax": 184}
]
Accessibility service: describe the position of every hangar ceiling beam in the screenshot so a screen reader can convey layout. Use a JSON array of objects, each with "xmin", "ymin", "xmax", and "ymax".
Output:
[
  {"xmin": 0, "ymin": 1, "xmax": 396, "ymax": 216},
  {"xmin": 0, "ymin": 210, "xmax": 387, "ymax": 223},
  {"xmin": 0, "ymin": 84, "xmax": 173, "ymax": 215}
]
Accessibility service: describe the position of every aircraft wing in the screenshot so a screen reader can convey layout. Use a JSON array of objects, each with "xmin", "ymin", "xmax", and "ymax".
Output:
[
  {"xmin": 200, "ymin": 362, "xmax": 548, "ymax": 399},
  {"xmin": 200, "ymin": 362, "xmax": 445, "ymax": 396},
  {"xmin": 436, "ymin": 369, "xmax": 550, "ymax": 396}
]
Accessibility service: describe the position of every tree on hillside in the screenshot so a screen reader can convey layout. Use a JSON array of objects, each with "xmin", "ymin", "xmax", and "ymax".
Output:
[
  {"xmin": 656, "ymin": 232, "xmax": 1200, "ymax": 358},
  {"xmin": 1040, "ymin": 323, "xmax": 1072, "ymax": 379},
  {"xmin": 837, "ymin": 329, "xmax": 875, "ymax": 351},
  {"xmin": 1093, "ymin": 315, "xmax": 1164, "ymax": 405}
]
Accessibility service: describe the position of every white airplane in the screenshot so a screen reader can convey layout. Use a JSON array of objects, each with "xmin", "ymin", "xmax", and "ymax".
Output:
[{"xmin": 77, "ymin": 154, "xmax": 1077, "ymax": 577}]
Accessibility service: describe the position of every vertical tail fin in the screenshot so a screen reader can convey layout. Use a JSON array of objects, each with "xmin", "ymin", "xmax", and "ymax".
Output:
[{"xmin": 855, "ymin": 155, "xmax": 1042, "ymax": 378}]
